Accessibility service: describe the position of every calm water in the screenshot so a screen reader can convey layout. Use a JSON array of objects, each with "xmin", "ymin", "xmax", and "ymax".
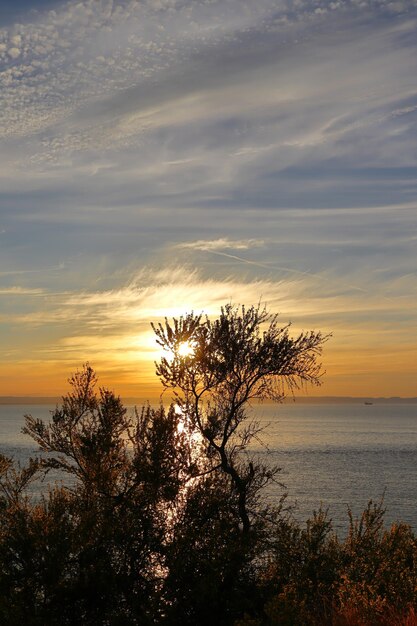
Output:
[
  {"xmin": 251, "ymin": 403, "xmax": 417, "ymax": 532},
  {"xmin": 1, "ymin": 403, "xmax": 416, "ymax": 533}
]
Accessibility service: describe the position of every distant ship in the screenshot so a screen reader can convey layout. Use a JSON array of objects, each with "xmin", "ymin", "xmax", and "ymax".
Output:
[{"xmin": 364, "ymin": 401, "xmax": 373, "ymax": 405}]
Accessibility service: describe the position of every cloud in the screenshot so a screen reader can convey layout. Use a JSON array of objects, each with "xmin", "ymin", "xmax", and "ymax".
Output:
[
  {"xmin": 0, "ymin": 2, "xmax": 415, "ymax": 161},
  {"xmin": 7, "ymin": 264, "xmax": 416, "ymax": 331},
  {"xmin": 0, "ymin": 286, "xmax": 45, "ymax": 295},
  {"xmin": 7, "ymin": 47, "xmax": 20, "ymax": 59},
  {"xmin": 177, "ymin": 238, "xmax": 264, "ymax": 251}
]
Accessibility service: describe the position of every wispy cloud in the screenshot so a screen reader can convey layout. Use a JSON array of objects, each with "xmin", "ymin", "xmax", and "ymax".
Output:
[
  {"xmin": 177, "ymin": 238, "xmax": 264, "ymax": 251},
  {"xmin": 6, "ymin": 265, "xmax": 416, "ymax": 333},
  {"xmin": 0, "ymin": 286, "xmax": 45, "ymax": 295},
  {"xmin": 3, "ymin": 264, "xmax": 415, "ymax": 394}
]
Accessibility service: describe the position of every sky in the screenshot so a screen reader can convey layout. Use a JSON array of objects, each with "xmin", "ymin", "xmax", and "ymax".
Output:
[{"xmin": 0, "ymin": 0, "xmax": 416, "ymax": 399}]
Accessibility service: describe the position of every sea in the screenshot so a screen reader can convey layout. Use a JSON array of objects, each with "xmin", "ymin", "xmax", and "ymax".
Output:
[{"xmin": 1, "ymin": 402, "xmax": 416, "ymax": 535}]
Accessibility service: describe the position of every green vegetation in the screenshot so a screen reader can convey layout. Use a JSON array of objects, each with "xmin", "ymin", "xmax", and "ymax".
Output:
[{"xmin": 0, "ymin": 305, "xmax": 416, "ymax": 625}]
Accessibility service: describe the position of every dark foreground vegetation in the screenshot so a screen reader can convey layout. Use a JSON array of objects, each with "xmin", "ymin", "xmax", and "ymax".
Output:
[{"xmin": 0, "ymin": 305, "xmax": 416, "ymax": 625}]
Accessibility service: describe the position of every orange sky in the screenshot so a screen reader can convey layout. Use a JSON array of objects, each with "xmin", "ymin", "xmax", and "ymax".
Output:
[{"xmin": 1, "ymin": 272, "xmax": 416, "ymax": 398}]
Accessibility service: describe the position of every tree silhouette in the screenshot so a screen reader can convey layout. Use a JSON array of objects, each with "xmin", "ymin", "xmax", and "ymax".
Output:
[{"xmin": 153, "ymin": 304, "xmax": 328, "ymax": 536}]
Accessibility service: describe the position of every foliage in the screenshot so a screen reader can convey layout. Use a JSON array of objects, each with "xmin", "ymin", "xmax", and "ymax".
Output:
[
  {"xmin": 1, "ymin": 366, "xmax": 200, "ymax": 624},
  {"xmin": 0, "ymin": 305, "xmax": 415, "ymax": 625},
  {"xmin": 237, "ymin": 500, "xmax": 417, "ymax": 626}
]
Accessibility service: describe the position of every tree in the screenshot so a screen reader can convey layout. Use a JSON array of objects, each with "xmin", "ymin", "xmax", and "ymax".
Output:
[{"xmin": 153, "ymin": 304, "xmax": 328, "ymax": 537}]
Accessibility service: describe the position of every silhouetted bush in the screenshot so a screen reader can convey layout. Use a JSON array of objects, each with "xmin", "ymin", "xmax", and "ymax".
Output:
[{"xmin": 237, "ymin": 501, "xmax": 417, "ymax": 626}]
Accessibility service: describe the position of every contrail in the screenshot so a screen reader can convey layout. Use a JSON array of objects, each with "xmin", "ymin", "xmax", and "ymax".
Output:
[
  {"xmin": 205, "ymin": 249, "xmax": 320, "ymax": 279},
  {"xmin": 204, "ymin": 249, "xmax": 368, "ymax": 294}
]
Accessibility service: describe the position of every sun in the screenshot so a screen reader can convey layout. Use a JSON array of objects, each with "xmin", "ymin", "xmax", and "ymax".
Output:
[{"xmin": 177, "ymin": 341, "xmax": 195, "ymax": 358}]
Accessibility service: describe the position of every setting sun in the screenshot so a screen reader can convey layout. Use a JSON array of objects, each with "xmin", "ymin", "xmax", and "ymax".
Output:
[{"xmin": 177, "ymin": 341, "xmax": 196, "ymax": 358}]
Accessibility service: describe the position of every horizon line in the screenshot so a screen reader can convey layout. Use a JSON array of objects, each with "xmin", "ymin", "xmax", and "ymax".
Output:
[{"xmin": 1, "ymin": 395, "xmax": 416, "ymax": 405}]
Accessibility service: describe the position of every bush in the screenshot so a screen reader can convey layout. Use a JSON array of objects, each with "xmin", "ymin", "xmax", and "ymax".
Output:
[{"xmin": 238, "ymin": 501, "xmax": 417, "ymax": 626}]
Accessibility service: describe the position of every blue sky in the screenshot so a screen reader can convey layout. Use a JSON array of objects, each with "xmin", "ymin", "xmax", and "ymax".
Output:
[{"xmin": 0, "ymin": 0, "xmax": 416, "ymax": 397}]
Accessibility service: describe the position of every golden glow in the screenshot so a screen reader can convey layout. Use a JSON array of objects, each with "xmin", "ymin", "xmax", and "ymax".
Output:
[
  {"xmin": 1, "ymin": 268, "xmax": 416, "ymax": 398},
  {"xmin": 177, "ymin": 341, "xmax": 195, "ymax": 358}
]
